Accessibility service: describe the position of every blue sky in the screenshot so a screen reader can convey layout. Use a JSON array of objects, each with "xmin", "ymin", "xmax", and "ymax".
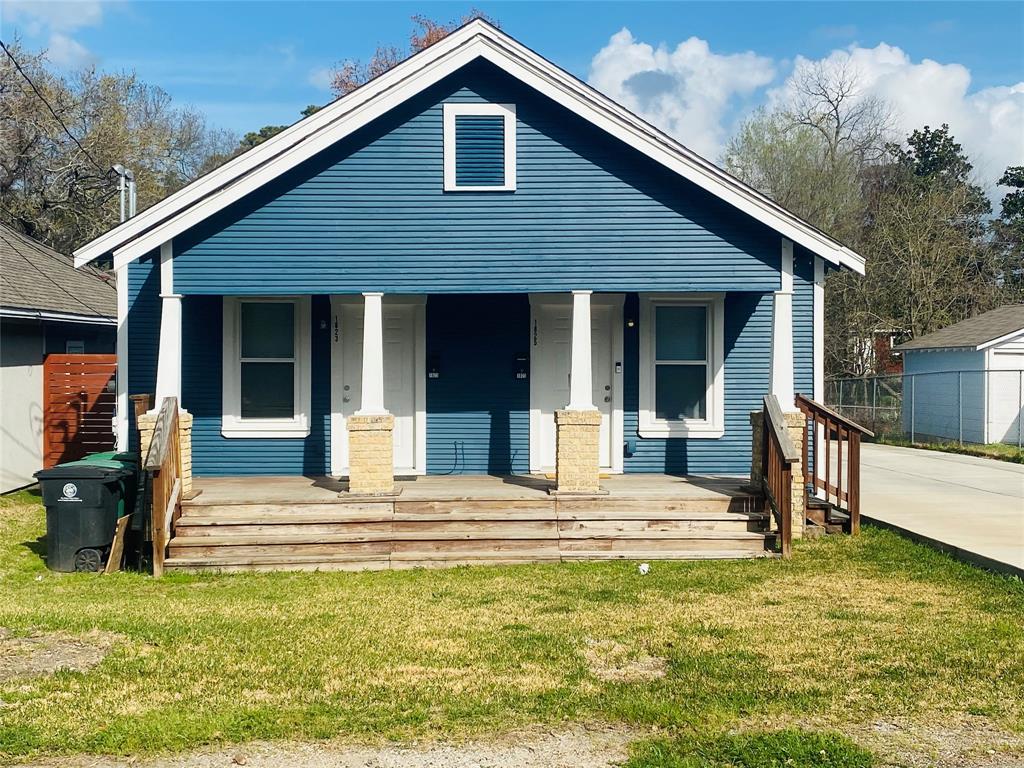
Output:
[{"xmin": 3, "ymin": 1, "xmax": 1023, "ymax": 186}]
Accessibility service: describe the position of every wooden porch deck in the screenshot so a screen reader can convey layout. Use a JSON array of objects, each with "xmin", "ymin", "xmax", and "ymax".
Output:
[{"xmin": 165, "ymin": 474, "xmax": 776, "ymax": 572}]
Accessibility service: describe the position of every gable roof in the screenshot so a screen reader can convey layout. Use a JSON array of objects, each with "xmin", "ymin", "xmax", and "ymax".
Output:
[
  {"xmin": 1, "ymin": 224, "xmax": 115, "ymax": 323},
  {"xmin": 73, "ymin": 20, "xmax": 865, "ymax": 274},
  {"xmin": 895, "ymin": 305, "xmax": 1024, "ymax": 352}
]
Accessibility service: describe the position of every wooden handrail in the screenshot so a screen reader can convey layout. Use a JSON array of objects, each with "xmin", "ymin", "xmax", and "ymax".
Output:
[
  {"xmin": 144, "ymin": 396, "xmax": 182, "ymax": 577},
  {"xmin": 761, "ymin": 394, "xmax": 797, "ymax": 558},
  {"xmin": 794, "ymin": 393, "xmax": 870, "ymax": 535},
  {"xmin": 794, "ymin": 393, "xmax": 874, "ymax": 438}
]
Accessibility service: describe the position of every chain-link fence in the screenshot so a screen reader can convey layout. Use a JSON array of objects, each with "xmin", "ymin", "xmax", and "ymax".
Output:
[{"xmin": 826, "ymin": 369, "xmax": 1024, "ymax": 448}]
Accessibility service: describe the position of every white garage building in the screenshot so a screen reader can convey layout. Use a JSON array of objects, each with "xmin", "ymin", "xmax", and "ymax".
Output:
[{"xmin": 896, "ymin": 305, "xmax": 1024, "ymax": 446}]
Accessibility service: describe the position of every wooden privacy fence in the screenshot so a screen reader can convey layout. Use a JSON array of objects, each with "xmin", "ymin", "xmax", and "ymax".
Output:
[
  {"xmin": 761, "ymin": 394, "xmax": 798, "ymax": 558},
  {"xmin": 42, "ymin": 354, "xmax": 116, "ymax": 468},
  {"xmin": 144, "ymin": 396, "xmax": 182, "ymax": 577},
  {"xmin": 795, "ymin": 393, "xmax": 873, "ymax": 535}
]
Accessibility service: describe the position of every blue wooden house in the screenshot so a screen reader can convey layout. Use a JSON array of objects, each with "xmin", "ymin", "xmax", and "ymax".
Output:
[{"xmin": 75, "ymin": 21, "xmax": 865, "ymax": 571}]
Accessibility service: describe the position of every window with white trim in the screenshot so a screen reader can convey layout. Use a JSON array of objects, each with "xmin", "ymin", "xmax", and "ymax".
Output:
[
  {"xmin": 638, "ymin": 294, "xmax": 725, "ymax": 438},
  {"xmin": 222, "ymin": 297, "xmax": 310, "ymax": 438},
  {"xmin": 443, "ymin": 103, "xmax": 516, "ymax": 191}
]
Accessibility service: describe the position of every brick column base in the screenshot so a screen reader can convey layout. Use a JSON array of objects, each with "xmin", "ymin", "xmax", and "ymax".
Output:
[
  {"xmin": 749, "ymin": 408, "xmax": 805, "ymax": 539},
  {"xmin": 136, "ymin": 409, "xmax": 193, "ymax": 496},
  {"xmin": 346, "ymin": 413, "xmax": 396, "ymax": 495},
  {"xmin": 783, "ymin": 411, "xmax": 806, "ymax": 540},
  {"xmin": 553, "ymin": 409, "xmax": 603, "ymax": 494}
]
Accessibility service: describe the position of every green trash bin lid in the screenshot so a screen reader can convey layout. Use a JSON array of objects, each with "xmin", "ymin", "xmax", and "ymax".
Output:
[
  {"xmin": 79, "ymin": 451, "xmax": 138, "ymax": 467},
  {"xmin": 35, "ymin": 459, "xmax": 129, "ymax": 481}
]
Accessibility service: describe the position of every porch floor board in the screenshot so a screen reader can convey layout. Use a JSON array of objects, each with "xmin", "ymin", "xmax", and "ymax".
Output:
[{"xmin": 166, "ymin": 474, "xmax": 775, "ymax": 572}]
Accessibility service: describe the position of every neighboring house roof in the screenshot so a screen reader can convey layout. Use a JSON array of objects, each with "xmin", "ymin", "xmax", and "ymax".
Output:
[
  {"xmin": 0, "ymin": 224, "xmax": 116, "ymax": 324},
  {"xmin": 73, "ymin": 20, "xmax": 865, "ymax": 274},
  {"xmin": 894, "ymin": 305, "xmax": 1024, "ymax": 353}
]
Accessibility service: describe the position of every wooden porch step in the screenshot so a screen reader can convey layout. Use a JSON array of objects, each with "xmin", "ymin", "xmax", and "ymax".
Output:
[
  {"xmin": 560, "ymin": 549, "xmax": 778, "ymax": 561},
  {"xmin": 168, "ymin": 479, "xmax": 774, "ymax": 572},
  {"xmin": 163, "ymin": 552, "xmax": 390, "ymax": 573}
]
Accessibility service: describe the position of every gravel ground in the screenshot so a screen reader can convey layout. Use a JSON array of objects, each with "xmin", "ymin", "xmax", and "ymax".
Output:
[{"xmin": 9, "ymin": 726, "xmax": 636, "ymax": 768}]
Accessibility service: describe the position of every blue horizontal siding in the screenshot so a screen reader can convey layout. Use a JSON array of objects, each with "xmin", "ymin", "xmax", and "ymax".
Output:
[
  {"xmin": 173, "ymin": 60, "xmax": 781, "ymax": 295},
  {"xmin": 173, "ymin": 288, "xmax": 816, "ymax": 477},
  {"xmin": 126, "ymin": 254, "xmax": 160, "ymax": 452},
  {"xmin": 794, "ymin": 248, "xmax": 815, "ymax": 400},
  {"xmin": 426, "ymin": 294, "xmax": 530, "ymax": 474},
  {"xmin": 622, "ymin": 292, "xmax": 771, "ymax": 474},
  {"xmin": 181, "ymin": 295, "xmax": 331, "ymax": 476}
]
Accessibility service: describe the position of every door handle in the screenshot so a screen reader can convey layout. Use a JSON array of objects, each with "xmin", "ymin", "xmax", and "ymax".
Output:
[
  {"xmin": 603, "ymin": 396, "xmax": 611, "ymax": 403},
  {"xmin": 342, "ymin": 397, "xmax": 351, "ymax": 403}
]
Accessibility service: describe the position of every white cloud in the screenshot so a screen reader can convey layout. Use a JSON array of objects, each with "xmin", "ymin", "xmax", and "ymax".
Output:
[
  {"xmin": 2, "ymin": 0, "xmax": 109, "ymax": 68},
  {"xmin": 774, "ymin": 43, "xmax": 1024, "ymax": 189},
  {"xmin": 588, "ymin": 30, "xmax": 1024, "ymax": 195},
  {"xmin": 307, "ymin": 66, "xmax": 334, "ymax": 92},
  {"xmin": 588, "ymin": 28, "xmax": 776, "ymax": 160},
  {"xmin": 2, "ymin": 0, "xmax": 104, "ymax": 33},
  {"xmin": 46, "ymin": 32, "xmax": 94, "ymax": 68}
]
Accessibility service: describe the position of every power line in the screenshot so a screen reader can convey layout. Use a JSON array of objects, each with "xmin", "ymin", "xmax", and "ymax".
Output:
[{"xmin": 0, "ymin": 38, "xmax": 109, "ymax": 177}]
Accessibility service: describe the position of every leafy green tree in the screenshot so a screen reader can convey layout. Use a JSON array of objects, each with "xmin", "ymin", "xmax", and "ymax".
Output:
[
  {"xmin": 1, "ymin": 40, "xmax": 236, "ymax": 251},
  {"xmin": 994, "ymin": 166, "xmax": 1024, "ymax": 301}
]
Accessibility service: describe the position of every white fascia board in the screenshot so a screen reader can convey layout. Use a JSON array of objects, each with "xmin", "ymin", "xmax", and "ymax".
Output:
[
  {"xmin": 75, "ymin": 25, "xmax": 483, "ymax": 268},
  {"xmin": 89, "ymin": 20, "xmax": 864, "ymax": 274},
  {"xmin": 977, "ymin": 327, "xmax": 1024, "ymax": 351},
  {"xmin": 110, "ymin": 42, "xmax": 484, "ymax": 270},
  {"xmin": 473, "ymin": 36, "xmax": 865, "ymax": 273}
]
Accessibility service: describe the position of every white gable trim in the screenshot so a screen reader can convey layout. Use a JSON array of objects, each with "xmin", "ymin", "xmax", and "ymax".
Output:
[
  {"xmin": 75, "ymin": 20, "xmax": 864, "ymax": 274},
  {"xmin": 977, "ymin": 327, "xmax": 1024, "ymax": 352}
]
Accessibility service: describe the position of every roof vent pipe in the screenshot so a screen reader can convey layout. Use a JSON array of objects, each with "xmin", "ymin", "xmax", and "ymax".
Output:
[{"xmin": 110, "ymin": 164, "xmax": 136, "ymax": 222}]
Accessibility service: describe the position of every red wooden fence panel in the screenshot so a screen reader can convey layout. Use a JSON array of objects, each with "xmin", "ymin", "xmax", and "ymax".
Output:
[{"xmin": 42, "ymin": 354, "xmax": 117, "ymax": 468}]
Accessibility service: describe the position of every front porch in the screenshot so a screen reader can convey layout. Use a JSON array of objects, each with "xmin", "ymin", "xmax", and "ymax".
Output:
[{"xmin": 164, "ymin": 473, "xmax": 774, "ymax": 572}]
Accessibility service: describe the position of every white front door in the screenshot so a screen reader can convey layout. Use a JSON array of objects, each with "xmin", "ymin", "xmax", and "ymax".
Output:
[
  {"xmin": 330, "ymin": 297, "xmax": 425, "ymax": 475},
  {"xmin": 530, "ymin": 296, "xmax": 623, "ymax": 473}
]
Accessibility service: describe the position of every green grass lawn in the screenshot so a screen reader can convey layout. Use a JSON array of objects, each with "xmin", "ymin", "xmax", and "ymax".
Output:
[
  {"xmin": 1, "ymin": 489, "xmax": 1022, "ymax": 766},
  {"xmin": 875, "ymin": 435, "xmax": 1024, "ymax": 464}
]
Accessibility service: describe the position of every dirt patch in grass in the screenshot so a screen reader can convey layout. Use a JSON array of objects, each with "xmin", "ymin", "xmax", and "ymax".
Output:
[
  {"xmin": 583, "ymin": 638, "xmax": 667, "ymax": 683},
  {"xmin": 853, "ymin": 716, "xmax": 1024, "ymax": 768},
  {"xmin": 10, "ymin": 725, "xmax": 635, "ymax": 768},
  {"xmin": 0, "ymin": 627, "xmax": 119, "ymax": 682}
]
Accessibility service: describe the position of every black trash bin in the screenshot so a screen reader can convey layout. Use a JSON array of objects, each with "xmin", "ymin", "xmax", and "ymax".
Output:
[{"xmin": 35, "ymin": 454, "xmax": 138, "ymax": 572}]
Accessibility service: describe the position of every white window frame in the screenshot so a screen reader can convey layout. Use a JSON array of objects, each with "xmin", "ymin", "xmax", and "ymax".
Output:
[
  {"xmin": 638, "ymin": 293, "xmax": 725, "ymax": 439},
  {"xmin": 222, "ymin": 296, "xmax": 311, "ymax": 438},
  {"xmin": 443, "ymin": 102, "xmax": 516, "ymax": 192}
]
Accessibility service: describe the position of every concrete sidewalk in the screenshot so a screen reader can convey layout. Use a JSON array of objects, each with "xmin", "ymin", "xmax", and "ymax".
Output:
[{"xmin": 860, "ymin": 443, "xmax": 1024, "ymax": 576}]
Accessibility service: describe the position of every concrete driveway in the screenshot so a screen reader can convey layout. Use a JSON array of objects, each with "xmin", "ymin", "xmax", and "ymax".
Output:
[{"xmin": 860, "ymin": 443, "xmax": 1024, "ymax": 575}]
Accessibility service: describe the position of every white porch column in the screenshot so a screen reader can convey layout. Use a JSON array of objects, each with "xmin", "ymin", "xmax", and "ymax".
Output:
[
  {"xmin": 567, "ymin": 289, "xmax": 594, "ymax": 410},
  {"xmin": 771, "ymin": 238, "xmax": 796, "ymax": 412},
  {"xmin": 347, "ymin": 292, "xmax": 394, "ymax": 495},
  {"xmin": 154, "ymin": 240, "xmax": 182, "ymax": 405},
  {"xmin": 356, "ymin": 292, "xmax": 387, "ymax": 415},
  {"xmin": 554, "ymin": 289, "xmax": 602, "ymax": 494},
  {"xmin": 144, "ymin": 238, "xmax": 192, "ymax": 493}
]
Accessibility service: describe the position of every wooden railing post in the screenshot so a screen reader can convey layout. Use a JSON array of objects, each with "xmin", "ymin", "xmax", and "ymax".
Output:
[
  {"xmin": 761, "ymin": 394, "xmax": 799, "ymax": 558},
  {"xmin": 143, "ymin": 396, "xmax": 182, "ymax": 577}
]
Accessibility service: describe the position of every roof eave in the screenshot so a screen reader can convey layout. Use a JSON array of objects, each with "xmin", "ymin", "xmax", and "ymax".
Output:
[{"xmin": 74, "ymin": 19, "xmax": 866, "ymax": 275}]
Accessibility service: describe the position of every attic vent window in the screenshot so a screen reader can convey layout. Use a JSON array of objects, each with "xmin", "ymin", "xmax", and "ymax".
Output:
[{"xmin": 443, "ymin": 103, "xmax": 516, "ymax": 191}]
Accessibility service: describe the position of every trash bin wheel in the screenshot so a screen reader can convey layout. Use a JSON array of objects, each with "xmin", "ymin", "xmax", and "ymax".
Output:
[{"xmin": 73, "ymin": 548, "xmax": 104, "ymax": 572}]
